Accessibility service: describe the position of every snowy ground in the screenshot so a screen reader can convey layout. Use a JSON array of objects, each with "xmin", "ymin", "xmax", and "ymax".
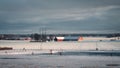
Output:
[
  {"xmin": 0, "ymin": 39, "xmax": 120, "ymax": 68},
  {"xmin": 0, "ymin": 40, "xmax": 120, "ymax": 50},
  {"xmin": 0, "ymin": 54, "xmax": 120, "ymax": 68}
]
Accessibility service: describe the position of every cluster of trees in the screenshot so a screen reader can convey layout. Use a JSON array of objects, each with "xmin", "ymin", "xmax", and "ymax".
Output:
[
  {"xmin": 31, "ymin": 33, "xmax": 47, "ymax": 42},
  {"xmin": 31, "ymin": 33, "xmax": 58, "ymax": 42}
]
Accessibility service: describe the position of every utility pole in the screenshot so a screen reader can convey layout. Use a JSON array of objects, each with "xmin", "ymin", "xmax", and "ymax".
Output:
[
  {"xmin": 39, "ymin": 27, "xmax": 42, "ymax": 50},
  {"xmin": 96, "ymin": 41, "xmax": 98, "ymax": 51}
]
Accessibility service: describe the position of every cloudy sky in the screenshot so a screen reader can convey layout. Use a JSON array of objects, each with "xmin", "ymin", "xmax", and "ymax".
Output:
[{"xmin": 0, "ymin": 0, "xmax": 120, "ymax": 34}]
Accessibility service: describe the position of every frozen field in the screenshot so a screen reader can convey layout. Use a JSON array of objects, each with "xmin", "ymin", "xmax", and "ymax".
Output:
[
  {"xmin": 0, "ymin": 54, "xmax": 120, "ymax": 68},
  {"xmin": 0, "ymin": 40, "xmax": 120, "ymax": 68},
  {"xmin": 0, "ymin": 40, "xmax": 120, "ymax": 50}
]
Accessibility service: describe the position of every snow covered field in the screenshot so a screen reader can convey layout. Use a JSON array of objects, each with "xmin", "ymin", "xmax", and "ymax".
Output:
[
  {"xmin": 0, "ymin": 54, "xmax": 120, "ymax": 68},
  {"xmin": 0, "ymin": 39, "xmax": 120, "ymax": 50},
  {"xmin": 0, "ymin": 39, "xmax": 120, "ymax": 68}
]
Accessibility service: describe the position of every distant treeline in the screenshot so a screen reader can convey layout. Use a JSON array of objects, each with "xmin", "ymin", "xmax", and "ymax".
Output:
[
  {"xmin": 48, "ymin": 33, "xmax": 120, "ymax": 37},
  {"xmin": 0, "ymin": 33, "xmax": 120, "ymax": 41}
]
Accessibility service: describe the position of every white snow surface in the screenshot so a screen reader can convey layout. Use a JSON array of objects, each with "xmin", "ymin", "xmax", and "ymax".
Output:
[
  {"xmin": 0, "ymin": 39, "xmax": 120, "ymax": 68},
  {"xmin": 0, "ymin": 55, "xmax": 120, "ymax": 68}
]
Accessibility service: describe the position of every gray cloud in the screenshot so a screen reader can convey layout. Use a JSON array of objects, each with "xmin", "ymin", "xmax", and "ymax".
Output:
[{"xmin": 0, "ymin": 0, "xmax": 120, "ymax": 34}]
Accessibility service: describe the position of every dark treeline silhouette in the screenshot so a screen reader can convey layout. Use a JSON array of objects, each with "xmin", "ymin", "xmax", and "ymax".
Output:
[
  {"xmin": 31, "ymin": 33, "xmax": 47, "ymax": 42},
  {"xmin": 0, "ymin": 33, "xmax": 120, "ymax": 41}
]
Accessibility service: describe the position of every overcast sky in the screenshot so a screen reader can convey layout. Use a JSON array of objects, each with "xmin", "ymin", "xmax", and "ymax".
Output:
[{"xmin": 0, "ymin": 0, "xmax": 120, "ymax": 34}]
